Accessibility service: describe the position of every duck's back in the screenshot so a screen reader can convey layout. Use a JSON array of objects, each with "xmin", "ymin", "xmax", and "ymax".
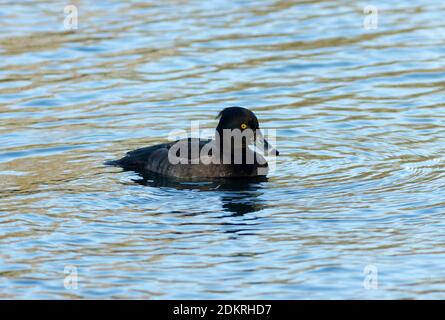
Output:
[{"xmin": 109, "ymin": 138, "xmax": 268, "ymax": 178}]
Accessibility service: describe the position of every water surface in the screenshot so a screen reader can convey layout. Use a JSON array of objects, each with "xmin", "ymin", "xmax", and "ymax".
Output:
[{"xmin": 1, "ymin": 0, "xmax": 445, "ymax": 299}]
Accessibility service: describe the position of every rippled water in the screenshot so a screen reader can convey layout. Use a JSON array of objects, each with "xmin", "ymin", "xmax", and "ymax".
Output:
[{"xmin": 1, "ymin": 0, "xmax": 445, "ymax": 299}]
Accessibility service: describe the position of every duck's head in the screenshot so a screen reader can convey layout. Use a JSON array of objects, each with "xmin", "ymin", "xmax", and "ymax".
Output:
[{"xmin": 215, "ymin": 106, "xmax": 279, "ymax": 156}]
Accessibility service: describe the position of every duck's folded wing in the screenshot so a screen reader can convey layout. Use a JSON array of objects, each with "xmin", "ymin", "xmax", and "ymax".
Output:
[
  {"xmin": 106, "ymin": 138, "xmax": 213, "ymax": 175},
  {"xmin": 106, "ymin": 143, "xmax": 172, "ymax": 171}
]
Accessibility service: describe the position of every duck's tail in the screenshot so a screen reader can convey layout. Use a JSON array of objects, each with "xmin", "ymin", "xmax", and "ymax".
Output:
[{"xmin": 104, "ymin": 159, "xmax": 121, "ymax": 166}]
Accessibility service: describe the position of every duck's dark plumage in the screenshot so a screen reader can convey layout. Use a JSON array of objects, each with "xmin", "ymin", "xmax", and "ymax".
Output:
[{"xmin": 107, "ymin": 107, "xmax": 278, "ymax": 179}]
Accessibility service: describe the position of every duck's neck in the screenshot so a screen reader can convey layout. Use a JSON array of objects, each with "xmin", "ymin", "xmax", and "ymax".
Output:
[{"xmin": 215, "ymin": 129, "xmax": 250, "ymax": 164}]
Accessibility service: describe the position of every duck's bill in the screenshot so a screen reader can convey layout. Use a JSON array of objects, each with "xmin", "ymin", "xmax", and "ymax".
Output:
[
  {"xmin": 263, "ymin": 138, "xmax": 279, "ymax": 156},
  {"xmin": 255, "ymin": 130, "xmax": 279, "ymax": 156}
]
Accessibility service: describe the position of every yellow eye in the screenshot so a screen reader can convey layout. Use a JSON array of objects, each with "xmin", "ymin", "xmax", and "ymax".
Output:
[{"xmin": 240, "ymin": 123, "xmax": 247, "ymax": 129}]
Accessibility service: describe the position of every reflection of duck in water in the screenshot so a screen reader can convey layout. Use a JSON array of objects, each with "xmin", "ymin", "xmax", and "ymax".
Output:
[
  {"xmin": 106, "ymin": 107, "xmax": 279, "ymax": 178},
  {"xmin": 133, "ymin": 171, "xmax": 267, "ymax": 216}
]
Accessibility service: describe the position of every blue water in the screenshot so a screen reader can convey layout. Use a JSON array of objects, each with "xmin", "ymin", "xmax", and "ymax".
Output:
[{"xmin": 1, "ymin": 0, "xmax": 445, "ymax": 299}]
